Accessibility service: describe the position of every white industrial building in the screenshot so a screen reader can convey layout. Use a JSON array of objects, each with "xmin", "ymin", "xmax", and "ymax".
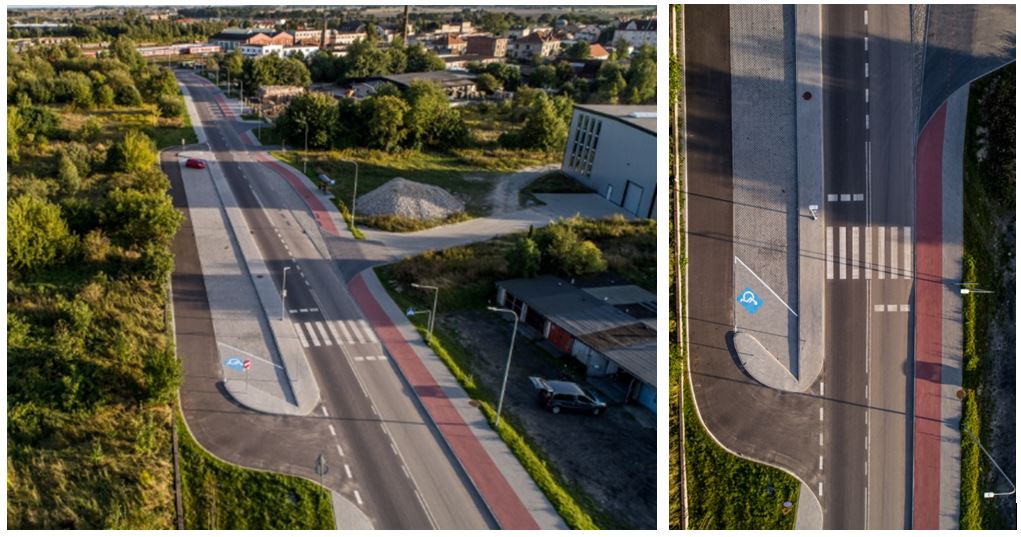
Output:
[{"xmin": 561, "ymin": 104, "xmax": 656, "ymax": 219}]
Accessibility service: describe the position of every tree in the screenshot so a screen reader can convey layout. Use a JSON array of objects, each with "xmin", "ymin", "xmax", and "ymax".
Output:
[
  {"xmin": 519, "ymin": 92, "xmax": 567, "ymax": 152},
  {"xmin": 594, "ymin": 61, "xmax": 627, "ymax": 103},
  {"xmin": 95, "ymin": 84, "xmax": 115, "ymax": 107},
  {"xmin": 141, "ymin": 67, "xmax": 178, "ymax": 102},
  {"xmin": 115, "ymin": 84, "xmax": 143, "ymax": 106},
  {"xmin": 106, "ymin": 130, "xmax": 156, "ymax": 173},
  {"xmin": 611, "ymin": 38, "xmax": 630, "ymax": 61},
  {"xmin": 360, "ymin": 95, "xmax": 409, "ymax": 152},
  {"xmin": 102, "ymin": 188, "xmax": 182, "ymax": 248},
  {"xmin": 340, "ymin": 39, "xmax": 391, "ymax": 79},
  {"xmin": 242, "ymin": 54, "xmax": 311, "ymax": 96},
  {"xmin": 110, "ymin": 35, "xmax": 144, "ymax": 71},
  {"xmin": 157, "ymin": 95, "xmax": 183, "ymax": 118},
  {"xmin": 484, "ymin": 62, "xmax": 521, "ymax": 91},
  {"xmin": 7, "ymin": 194, "xmax": 77, "ymax": 273},
  {"xmin": 506, "ymin": 236, "xmax": 541, "ymax": 278},
  {"xmin": 406, "ymin": 43, "xmax": 445, "ymax": 72},
  {"xmin": 402, "ymin": 81, "xmax": 448, "ymax": 149},
  {"xmin": 223, "ymin": 49, "xmax": 244, "ymax": 79},
  {"xmin": 624, "ymin": 44, "xmax": 656, "ymax": 104},
  {"xmin": 530, "ymin": 64, "xmax": 558, "ymax": 88},
  {"xmin": 536, "ymin": 222, "xmax": 607, "ymax": 277},
  {"xmin": 18, "ymin": 105, "xmax": 58, "ymax": 143},
  {"xmin": 276, "ymin": 91, "xmax": 338, "ymax": 150},
  {"xmin": 565, "ymin": 40, "xmax": 591, "ymax": 60},
  {"xmin": 309, "ymin": 50, "xmax": 340, "ymax": 82},
  {"xmin": 57, "ymin": 72, "xmax": 94, "ymax": 108},
  {"xmin": 476, "ymin": 72, "xmax": 502, "ymax": 94},
  {"xmin": 57, "ymin": 152, "xmax": 82, "ymax": 195}
]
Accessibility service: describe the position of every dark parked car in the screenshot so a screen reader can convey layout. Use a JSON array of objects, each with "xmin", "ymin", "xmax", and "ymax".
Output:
[
  {"xmin": 529, "ymin": 376, "xmax": 607, "ymax": 416},
  {"xmin": 185, "ymin": 158, "xmax": 206, "ymax": 169}
]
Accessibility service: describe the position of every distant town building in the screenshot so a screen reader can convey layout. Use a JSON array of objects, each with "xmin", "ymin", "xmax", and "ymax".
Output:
[
  {"xmin": 614, "ymin": 19, "xmax": 657, "ymax": 48},
  {"xmin": 369, "ymin": 70, "xmax": 480, "ymax": 100},
  {"xmin": 562, "ymin": 104, "xmax": 656, "ymax": 219},
  {"xmin": 186, "ymin": 44, "xmax": 221, "ymax": 55},
  {"xmin": 587, "ymin": 43, "xmax": 610, "ymax": 60},
  {"xmin": 210, "ymin": 28, "xmax": 294, "ymax": 51},
  {"xmin": 510, "ymin": 31, "xmax": 561, "ymax": 60},
  {"xmin": 432, "ymin": 34, "xmax": 467, "ymax": 55},
  {"xmin": 438, "ymin": 20, "xmax": 473, "ymax": 34},
  {"xmin": 442, "ymin": 54, "xmax": 504, "ymax": 71},
  {"xmin": 240, "ymin": 43, "xmax": 283, "ymax": 58},
  {"xmin": 574, "ymin": 24, "xmax": 603, "ymax": 44},
  {"xmin": 465, "ymin": 35, "xmax": 508, "ymax": 58}
]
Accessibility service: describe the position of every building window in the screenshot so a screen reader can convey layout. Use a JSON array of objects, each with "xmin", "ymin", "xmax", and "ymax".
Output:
[{"xmin": 568, "ymin": 113, "xmax": 601, "ymax": 178}]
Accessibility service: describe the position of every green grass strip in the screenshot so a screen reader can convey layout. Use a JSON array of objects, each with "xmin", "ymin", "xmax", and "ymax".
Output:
[{"xmin": 176, "ymin": 411, "xmax": 334, "ymax": 530}]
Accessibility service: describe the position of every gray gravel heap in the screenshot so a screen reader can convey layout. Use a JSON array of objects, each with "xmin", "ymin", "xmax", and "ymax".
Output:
[{"xmin": 356, "ymin": 177, "xmax": 465, "ymax": 220}]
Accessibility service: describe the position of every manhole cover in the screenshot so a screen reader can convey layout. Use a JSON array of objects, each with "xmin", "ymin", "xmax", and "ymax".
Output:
[
  {"xmin": 802, "ymin": 91, "xmax": 812, "ymax": 101},
  {"xmin": 468, "ymin": 400, "xmax": 480, "ymax": 408},
  {"xmin": 956, "ymin": 389, "xmax": 966, "ymax": 400}
]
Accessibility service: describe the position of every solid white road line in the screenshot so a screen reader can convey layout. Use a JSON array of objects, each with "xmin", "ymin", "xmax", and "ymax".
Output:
[
  {"xmin": 295, "ymin": 323, "xmax": 310, "ymax": 347},
  {"xmin": 878, "ymin": 226, "xmax": 886, "ymax": 279},
  {"xmin": 358, "ymin": 320, "xmax": 378, "ymax": 342},
  {"xmin": 315, "ymin": 322, "xmax": 332, "ymax": 346},
  {"xmin": 344, "ymin": 464, "xmax": 352, "ymax": 479},
  {"xmin": 903, "ymin": 226, "xmax": 913, "ymax": 278},
  {"xmin": 353, "ymin": 490, "xmax": 363, "ymax": 505},
  {"xmin": 890, "ymin": 226, "xmax": 899, "ymax": 278},
  {"xmin": 852, "ymin": 226, "xmax": 860, "ymax": 279},
  {"xmin": 826, "ymin": 226, "xmax": 835, "ymax": 279},
  {"xmin": 839, "ymin": 226, "xmax": 847, "ymax": 279},
  {"xmin": 304, "ymin": 322, "xmax": 320, "ymax": 346},
  {"xmin": 865, "ymin": 226, "xmax": 872, "ymax": 279},
  {"xmin": 328, "ymin": 424, "xmax": 336, "ymax": 436}
]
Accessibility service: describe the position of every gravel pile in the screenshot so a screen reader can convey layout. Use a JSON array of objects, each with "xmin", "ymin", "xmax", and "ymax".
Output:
[{"xmin": 356, "ymin": 178, "xmax": 465, "ymax": 220}]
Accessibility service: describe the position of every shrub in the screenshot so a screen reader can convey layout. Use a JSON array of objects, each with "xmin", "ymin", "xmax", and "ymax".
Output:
[
  {"xmin": 107, "ymin": 130, "xmax": 157, "ymax": 173},
  {"xmin": 115, "ymin": 84, "xmax": 143, "ymax": 106},
  {"xmin": 157, "ymin": 95, "xmax": 183, "ymax": 118},
  {"xmin": 143, "ymin": 347, "xmax": 180, "ymax": 404},
  {"xmin": 506, "ymin": 236, "xmax": 541, "ymax": 278},
  {"xmin": 57, "ymin": 152, "xmax": 82, "ymax": 195},
  {"xmin": 82, "ymin": 229, "xmax": 112, "ymax": 263},
  {"xmin": 7, "ymin": 194, "xmax": 77, "ymax": 273}
]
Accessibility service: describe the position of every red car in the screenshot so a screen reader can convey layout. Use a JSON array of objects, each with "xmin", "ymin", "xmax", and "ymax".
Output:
[{"xmin": 185, "ymin": 158, "xmax": 206, "ymax": 169}]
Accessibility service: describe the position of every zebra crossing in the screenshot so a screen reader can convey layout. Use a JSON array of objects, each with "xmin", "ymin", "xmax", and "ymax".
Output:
[
  {"xmin": 293, "ymin": 319, "xmax": 380, "ymax": 348},
  {"xmin": 826, "ymin": 225, "xmax": 913, "ymax": 280}
]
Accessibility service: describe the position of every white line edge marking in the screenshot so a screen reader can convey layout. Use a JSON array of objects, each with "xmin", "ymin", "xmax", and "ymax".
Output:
[{"xmin": 865, "ymin": 225, "xmax": 872, "ymax": 279}]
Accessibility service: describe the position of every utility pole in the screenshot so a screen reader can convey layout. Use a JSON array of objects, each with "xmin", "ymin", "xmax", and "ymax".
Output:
[
  {"xmin": 403, "ymin": 5, "xmax": 410, "ymax": 41},
  {"xmin": 320, "ymin": 10, "xmax": 328, "ymax": 49}
]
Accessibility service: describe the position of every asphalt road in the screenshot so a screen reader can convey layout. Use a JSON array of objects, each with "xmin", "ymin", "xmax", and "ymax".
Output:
[
  {"xmin": 685, "ymin": 5, "xmax": 918, "ymax": 529},
  {"xmin": 170, "ymin": 72, "xmax": 494, "ymax": 529}
]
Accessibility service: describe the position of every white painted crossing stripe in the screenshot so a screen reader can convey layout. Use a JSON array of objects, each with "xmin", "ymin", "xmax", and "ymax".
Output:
[
  {"xmin": 903, "ymin": 226, "xmax": 913, "ymax": 278},
  {"xmin": 333, "ymin": 320, "xmax": 354, "ymax": 343},
  {"xmin": 826, "ymin": 226, "xmax": 834, "ymax": 279},
  {"xmin": 315, "ymin": 322, "xmax": 332, "ymax": 346},
  {"xmin": 878, "ymin": 226, "xmax": 886, "ymax": 279},
  {"xmin": 890, "ymin": 226, "xmax": 899, "ymax": 279},
  {"xmin": 853, "ymin": 193, "xmax": 864, "ymax": 201},
  {"xmin": 294, "ymin": 323, "xmax": 310, "ymax": 347},
  {"xmin": 348, "ymin": 320, "xmax": 367, "ymax": 344},
  {"xmin": 827, "ymin": 193, "xmax": 838, "ymax": 202},
  {"xmin": 326, "ymin": 321, "xmax": 342, "ymax": 345},
  {"xmin": 865, "ymin": 226, "xmax": 872, "ymax": 279},
  {"xmin": 304, "ymin": 322, "xmax": 320, "ymax": 346},
  {"xmin": 840, "ymin": 194, "xmax": 851, "ymax": 202},
  {"xmin": 851, "ymin": 227, "xmax": 860, "ymax": 279},
  {"xmin": 839, "ymin": 226, "xmax": 847, "ymax": 279},
  {"xmin": 358, "ymin": 320, "xmax": 378, "ymax": 342},
  {"xmin": 321, "ymin": 406, "xmax": 329, "ymax": 417},
  {"xmin": 899, "ymin": 304, "xmax": 910, "ymax": 312}
]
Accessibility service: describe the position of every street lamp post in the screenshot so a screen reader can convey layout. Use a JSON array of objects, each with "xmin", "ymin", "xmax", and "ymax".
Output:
[
  {"xmin": 410, "ymin": 283, "xmax": 439, "ymax": 336},
  {"xmin": 338, "ymin": 159, "xmax": 360, "ymax": 222},
  {"xmin": 487, "ymin": 306, "xmax": 519, "ymax": 427},
  {"xmin": 303, "ymin": 123, "xmax": 310, "ymax": 176},
  {"xmin": 281, "ymin": 266, "xmax": 292, "ymax": 320},
  {"xmin": 961, "ymin": 426, "xmax": 1016, "ymax": 498}
]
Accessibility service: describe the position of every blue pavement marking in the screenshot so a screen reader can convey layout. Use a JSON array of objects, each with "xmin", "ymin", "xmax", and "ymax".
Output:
[
  {"xmin": 737, "ymin": 287, "xmax": 764, "ymax": 314},
  {"xmin": 224, "ymin": 356, "xmax": 245, "ymax": 371}
]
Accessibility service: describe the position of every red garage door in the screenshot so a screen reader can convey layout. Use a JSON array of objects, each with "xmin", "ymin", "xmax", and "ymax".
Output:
[{"xmin": 547, "ymin": 323, "xmax": 573, "ymax": 354}]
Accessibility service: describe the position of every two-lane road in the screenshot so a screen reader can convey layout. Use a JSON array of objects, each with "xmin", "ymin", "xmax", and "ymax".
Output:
[{"xmin": 170, "ymin": 71, "xmax": 495, "ymax": 529}]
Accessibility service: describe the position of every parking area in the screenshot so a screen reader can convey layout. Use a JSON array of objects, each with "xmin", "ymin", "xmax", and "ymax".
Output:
[{"xmin": 441, "ymin": 311, "xmax": 656, "ymax": 530}]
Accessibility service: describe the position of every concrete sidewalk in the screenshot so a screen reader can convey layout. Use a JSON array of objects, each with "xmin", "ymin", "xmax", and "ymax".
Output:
[{"xmin": 349, "ymin": 270, "xmax": 565, "ymax": 529}]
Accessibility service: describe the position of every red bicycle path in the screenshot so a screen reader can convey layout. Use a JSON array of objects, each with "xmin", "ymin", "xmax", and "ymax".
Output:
[
  {"xmin": 912, "ymin": 102, "xmax": 945, "ymax": 530},
  {"xmin": 237, "ymin": 117, "xmax": 539, "ymax": 529}
]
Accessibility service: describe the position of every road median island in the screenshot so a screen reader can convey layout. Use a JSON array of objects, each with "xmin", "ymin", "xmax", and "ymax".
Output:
[{"xmin": 176, "ymin": 73, "xmax": 320, "ymax": 416}]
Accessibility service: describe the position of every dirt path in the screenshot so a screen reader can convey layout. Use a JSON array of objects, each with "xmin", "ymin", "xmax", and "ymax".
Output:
[{"xmin": 486, "ymin": 164, "xmax": 559, "ymax": 215}]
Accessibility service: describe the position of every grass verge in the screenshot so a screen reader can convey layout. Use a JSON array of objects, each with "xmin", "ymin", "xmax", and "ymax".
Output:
[
  {"xmin": 176, "ymin": 411, "xmax": 334, "ymax": 529},
  {"xmin": 374, "ymin": 273, "xmax": 615, "ymax": 529},
  {"xmin": 681, "ymin": 353, "xmax": 800, "ymax": 529}
]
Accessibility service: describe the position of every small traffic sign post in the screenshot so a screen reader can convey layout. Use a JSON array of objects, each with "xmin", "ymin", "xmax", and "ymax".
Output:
[
  {"xmin": 737, "ymin": 287, "xmax": 763, "ymax": 314},
  {"xmin": 243, "ymin": 359, "xmax": 251, "ymax": 392},
  {"xmin": 315, "ymin": 453, "xmax": 329, "ymax": 488}
]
